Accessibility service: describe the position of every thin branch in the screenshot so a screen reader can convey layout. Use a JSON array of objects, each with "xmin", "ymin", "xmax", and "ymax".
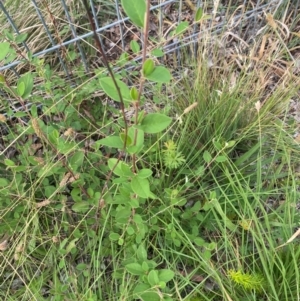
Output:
[
  {"xmin": 81, "ymin": 0, "xmax": 128, "ymax": 141},
  {"xmin": 132, "ymin": 0, "xmax": 151, "ymax": 172},
  {"xmin": 81, "ymin": 0, "xmax": 130, "ymax": 232}
]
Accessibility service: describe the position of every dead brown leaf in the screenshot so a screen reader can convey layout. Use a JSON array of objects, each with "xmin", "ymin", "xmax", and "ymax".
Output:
[{"xmin": 0, "ymin": 238, "xmax": 9, "ymax": 251}]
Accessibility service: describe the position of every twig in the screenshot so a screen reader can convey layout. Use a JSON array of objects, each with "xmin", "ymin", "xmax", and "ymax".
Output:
[{"xmin": 81, "ymin": 0, "xmax": 130, "ymax": 232}]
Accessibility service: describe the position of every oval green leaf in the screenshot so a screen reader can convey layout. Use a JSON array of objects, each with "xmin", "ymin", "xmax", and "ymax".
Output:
[
  {"xmin": 151, "ymin": 48, "xmax": 164, "ymax": 57},
  {"xmin": 17, "ymin": 72, "xmax": 34, "ymax": 99},
  {"xmin": 131, "ymin": 176, "xmax": 151, "ymax": 198},
  {"xmin": 108, "ymin": 158, "xmax": 132, "ymax": 177},
  {"xmin": 0, "ymin": 73, "xmax": 5, "ymax": 83},
  {"xmin": 121, "ymin": 0, "xmax": 146, "ymax": 28},
  {"xmin": 175, "ymin": 21, "xmax": 189, "ymax": 35},
  {"xmin": 137, "ymin": 244, "xmax": 147, "ymax": 261},
  {"xmin": 97, "ymin": 136, "xmax": 124, "ymax": 149},
  {"xmin": 109, "ymin": 232, "xmax": 120, "ymax": 241},
  {"xmin": 69, "ymin": 151, "xmax": 85, "ymax": 171},
  {"xmin": 158, "ymin": 269, "xmax": 175, "ymax": 282},
  {"xmin": 120, "ymin": 132, "xmax": 132, "ymax": 146},
  {"xmin": 0, "ymin": 178, "xmax": 8, "ymax": 187},
  {"xmin": 0, "ymin": 42, "xmax": 10, "ymax": 60},
  {"xmin": 17, "ymin": 81, "xmax": 25, "ymax": 97},
  {"xmin": 130, "ymin": 86, "xmax": 139, "ymax": 100},
  {"xmin": 140, "ymin": 113, "xmax": 172, "ymax": 134},
  {"xmin": 203, "ymin": 150, "xmax": 212, "ymax": 163},
  {"xmin": 195, "ymin": 7, "xmax": 203, "ymax": 21},
  {"xmin": 99, "ymin": 77, "xmax": 130, "ymax": 102},
  {"xmin": 148, "ymin": 270, "xmax": 159, "ymax": 286},
  {"xmin": 72, "ymin": 202, "xmax": 90, "ymax": 213},
  {"xmin": 215, "ymin": 155, "xmax": 227, "ymax": 163},
  {"xmin": 144, "ymin": 66, "xmax": 172, "ymax": 83},
  {"xmin": 137, "ymin": 169, "xmax": 152, "ymax": 178},
  {"xmin": 142, "ymin": 58, "xmax": 155, "ymax": 76},
  {"xmin": 125, "ymin": 263, "xmax": 144, "ymax": 276},
  {"xmin": 15, "ymin": 33, "xmax": 28, "ymax": 44},
  {"xmin": 130, "ymin": 40, "xmax": 140, "ymax": 53}
]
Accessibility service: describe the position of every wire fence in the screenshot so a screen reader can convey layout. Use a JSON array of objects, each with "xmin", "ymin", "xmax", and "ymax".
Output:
[
  {"xmin": 0, "ymin": 0, "xmax": 292, "ymax": 74},
  {"xmin": 0, "ymin": 0, "xmax": 297, "ymax": 116}
]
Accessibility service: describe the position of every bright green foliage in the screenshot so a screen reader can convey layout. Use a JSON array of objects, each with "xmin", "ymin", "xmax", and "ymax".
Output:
[
  {"xmin": 143, "ymin": 58, "xmax": 155, "ymax": 76},
  {"xmin": 162, "ymin": 140, "xmax": 185, "ymax": 169},
  {"xmin": 0, "ymin": 2, "xmax": 299, "ymax": 301},
  {"xmin": 99, "ymin": 77, "xmax": 131, "ymax": 102},
  {"xmin": 228, "ymin": 270, "xmax": 266, "ymax": 291},
  {"xmin": 144, "ymin": 66, "xmax": 172, "ymax": 83},
  {"xmin": 130, "ymin": 40, "xmax": 141, "ymax": 53},
  {"xmin": 175, "ymin": 21, "xmax": 189, "ymax": 35},
  {"xmin": 140, "ymin": 113, "xmax": 172, "ymax": 133},
  {"xmin": 121, "ymin": 0, "xmax": 146, "ymax": 28},
  {"xmin": 0, "ymin": 42, "xmax": 10, "ymax": 60},
  {"xmin": 195, "ymin": 7, "xmax": 203, "ymax": 21}
]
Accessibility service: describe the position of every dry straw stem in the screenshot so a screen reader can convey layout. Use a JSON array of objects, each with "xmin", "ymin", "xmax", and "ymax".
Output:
[
  {"xmin": 0, "ymin": 235, "xmax": 9, "ymax": 251},
  {"xmin": 276, "ymin": 228, "xmax": 300, "ymax": 249},
  {"xmin": 183, "ymin": 102, "xmax": 198, "ymax": 114},
  {"xmin": 59, "ymin": 172, "xmax": 79, "ymax": 188},
  {"xmin": 36, "ymin": 199, "xmax": 51, "ymax": 208},
  {"xmin": 31, "ymin": 118, "xmax": 44, "ymax": 139}
]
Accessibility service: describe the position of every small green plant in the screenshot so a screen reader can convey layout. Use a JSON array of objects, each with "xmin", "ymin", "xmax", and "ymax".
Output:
[
  {"xmin": 162, "ymin": 140, "xmax": 186, "ymax": 169},
  {"xmin": 227, "ymin": 270, "xmax": 266, "ymax": 291},
  {"xmin": 1, "ymin": 1, "xmax": 300, "ymax": 301}
]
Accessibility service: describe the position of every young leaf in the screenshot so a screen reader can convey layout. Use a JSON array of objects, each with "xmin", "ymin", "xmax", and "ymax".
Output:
[
  {"xmin": 215, "ymin": 155, "xmax": 227, "ymax": 163},
  {"xmin": 142, "ymin": 58, "xmax": 155, "ymax": 76},
  {"xmin": 120, "ymin": 132, "xmax": 132, "ymax": 146},
  {"xmin": 130, "ymin": 86, "xmax": 139, "ymax": 100},
  {"xmin": 76, "ymin": 263, "xmax": 88, "ymax": 271},
  {"xmin": 116, "ymin": 207, "xmax": 132, "ymax": 224},
  {"xmin": 121, "ymin": 0, "xmax": 146, "ymax": 28},
  {"xmin": 99, "ymin": 77, "xmax": 131, "ymax": 102},
  {"xmin": 72, "ymin": 202, "xmax": 90, "ymax": 213},
  {"xmin": 127, "ymin": 226, "xmax": 135, "ymax": 235},
  {"xmin": 158, "ymin": 269, "xmax": 175, "ymax": 282},
  {"xmin": 194, "ymin": 237, "xmax": 205, "ymax": 247},
  {"xmin": 131, "ymin": 176, "xmax": 151, "ymax": 198},
  {"xmin": 0, "ymin": 73, "xmax": 5, "ymax": 83},
  {"xmin": 4, "ymin": 30, "xmax": 14, "ymax": 41},
  {"xmin": 130, "ymin": 40, "xmax": 140, "ymax": 53},
  {"xmin": 108, "ymin": 158, "xmax": 131, "ymax": 177},
  {"xmin": 137, "ymin": 169, "xmax": 152, "ymax": 178},
  {"xmin": 15, "ymin": 33, "xmax": 28, "ymax": 44},
  {"xmin": 0, "ymin": 178, "xmax": 8, "ymax": 187},
  {"xmin": 144, "ymin": 66, "xmax": 172, "ymax": 83},
  {"xmin": 128, "ymin": 127, "xmax": 144, "ymax": 147},
  {"xmin": 17, "ymin": 72, "xmax": 34, "ymax": 98},
  {"xmin": 151, "ymin": 48, "xmax": 164, "ymax": 57},
  {"xmin": 140, "ymin": 113, "xmax": 172, "ymax": 133},
  {"xmin": 147, "ymin": 270, "xmax": 159, "ymax": 286},
  {"xmin": 175, "ymin": 21, "xmax": 189, "ymax": 35},
  {"xmin": 4, "ymin": 159, "xmax": 16, "ymax": 167},
  {"xmin": 17, "ymin": 81, "xmax": 25, "ymax": 97},
  {"xmin": 125, "ymin": 263, "xmax": 145, "ymax": 276},
  {"xmin": 203, "ymin": 150, "xmax": 212, "ymax": 163},
  {"xmin": 225, "ymin": 140, "xmax": 236, "ymax": 148},
  {"xmin": 195, "ymin": 7, "xmax": 203, "ymax": 21},
  {"xmin": 137, "ymin": 244, "xmax": 147, "ymax": 261},
  {"xmin": 97, "ymin": 136, "xmax": 124, "ymax": 149},
  {"xmin": 0, "ymin": 42, "xmax": 10, "ymax": 60},
  {"xmin": 142, "ymin": 261, "xmax": 149, "ymax": 272},
  {"xmin": 109, "ymin": 232, "xmax": 120, "ymax": 241},
  {"xmin": 69, "ymin": 151, "xmax": 84, "ymax": 171},
  {"xmin": 133, "ymin": 283, "xmax": 152, "ymax": 298}
]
